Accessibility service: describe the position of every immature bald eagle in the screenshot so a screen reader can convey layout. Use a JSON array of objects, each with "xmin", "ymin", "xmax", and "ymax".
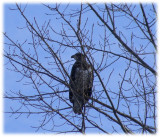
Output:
[{"xmin": 69, "ymin": 53, "xmax": 93, "ymax": 114}]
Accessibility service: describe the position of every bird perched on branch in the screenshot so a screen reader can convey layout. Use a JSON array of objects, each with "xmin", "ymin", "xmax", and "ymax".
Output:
[{"xmin": 69, "ymin": 53, "xmax": 94, "ymax": 114}]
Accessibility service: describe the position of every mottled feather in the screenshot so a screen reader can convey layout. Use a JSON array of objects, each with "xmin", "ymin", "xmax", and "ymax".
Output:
[{"xmin": 69, "ymin": 53, "xmax": 93, "ymax": 114}]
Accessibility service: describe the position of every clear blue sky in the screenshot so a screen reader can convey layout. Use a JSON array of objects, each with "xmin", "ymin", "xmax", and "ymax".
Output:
[
  {"xmin": 4, "ymin": 4, "xmax": 49, "ymax": 133},
  {"xmin": 3, "ymin": 3, "xmax": 156, "ymax": 134}
]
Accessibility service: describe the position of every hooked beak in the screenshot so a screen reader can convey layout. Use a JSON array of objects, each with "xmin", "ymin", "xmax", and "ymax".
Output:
[{"xmin": 71, "ymin": 55, "xmax": 75, "ymax": 58}]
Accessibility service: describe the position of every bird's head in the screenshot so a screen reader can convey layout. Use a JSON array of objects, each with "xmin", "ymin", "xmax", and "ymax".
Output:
[{"xmin": 71, "ymin": 53, "xmax": 86, "ymax": 62}]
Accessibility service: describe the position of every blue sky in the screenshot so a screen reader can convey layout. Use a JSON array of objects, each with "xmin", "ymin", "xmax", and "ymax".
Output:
[
  {"xmin": 4, "ymin": 4, "xmax": 54, "ymax": 133},
  {"xmin": 3, "ymin": 3, "xmax": 157, "ymax": 134}
]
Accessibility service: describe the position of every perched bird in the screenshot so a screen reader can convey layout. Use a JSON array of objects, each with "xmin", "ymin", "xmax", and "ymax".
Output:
[{"xmin": 69, "ymin": 53, "xmax": 94, "ymax": 114}]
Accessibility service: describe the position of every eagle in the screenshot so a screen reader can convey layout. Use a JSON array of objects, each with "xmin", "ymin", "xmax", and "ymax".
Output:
[{"xmin": 69, "ymin": 53, "xmax": 94, "ymax": 115}]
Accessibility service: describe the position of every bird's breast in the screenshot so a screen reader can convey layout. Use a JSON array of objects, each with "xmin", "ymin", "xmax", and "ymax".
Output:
[{"xmin": 74, "ymin": 68, "xmax": 90, "ymax": 90}]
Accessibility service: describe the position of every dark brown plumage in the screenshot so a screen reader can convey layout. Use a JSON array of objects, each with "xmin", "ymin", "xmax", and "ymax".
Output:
[{"xmin": 69, "ymin": 53, "xmax": 93, "ymax": 114}]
